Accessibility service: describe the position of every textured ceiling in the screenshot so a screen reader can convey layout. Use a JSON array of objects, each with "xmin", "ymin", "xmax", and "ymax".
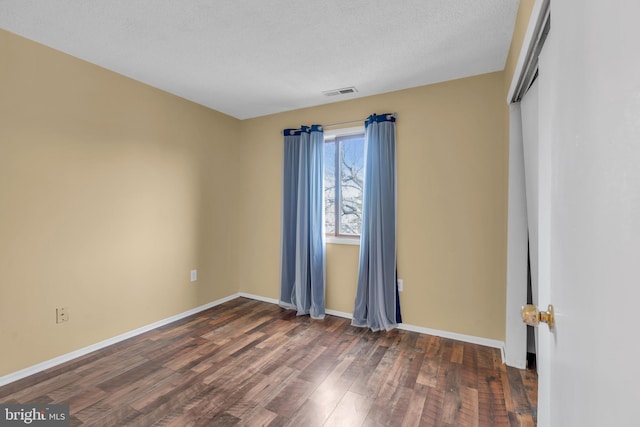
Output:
[{"xmin": 0, "ymin": 0, "xmax": 519, "ymax": 119}]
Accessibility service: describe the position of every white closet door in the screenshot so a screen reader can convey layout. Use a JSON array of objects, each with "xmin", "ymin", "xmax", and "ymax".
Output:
[{"xmin": 520, "ymin": 78, "xmax": 539, "ymax": 356}]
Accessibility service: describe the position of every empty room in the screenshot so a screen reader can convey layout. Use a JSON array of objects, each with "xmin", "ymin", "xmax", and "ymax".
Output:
[{"xmin": 1, "ymin": 0, "xmax": 638, "ymax": 426}]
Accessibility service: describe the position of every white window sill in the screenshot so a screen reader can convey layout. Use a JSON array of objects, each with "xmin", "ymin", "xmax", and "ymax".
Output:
[{"xmin": 326, "ymin": 236, "xmax": 361, "ymax": 246}]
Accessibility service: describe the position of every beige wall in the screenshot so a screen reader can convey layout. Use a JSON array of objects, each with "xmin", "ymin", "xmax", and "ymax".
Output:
[
  {"xmin": 239, "ymin": 72, "xmax": 509, "ymax": 340},
  {"xmin": 0, "ymin": 29, "xmax": 241, "ymax": 376}
]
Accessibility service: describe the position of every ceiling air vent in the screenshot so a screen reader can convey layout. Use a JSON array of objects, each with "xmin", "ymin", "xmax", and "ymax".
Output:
[{"xmin": 322, "ymin": 87, "xmax": 358, "ymax": 97}]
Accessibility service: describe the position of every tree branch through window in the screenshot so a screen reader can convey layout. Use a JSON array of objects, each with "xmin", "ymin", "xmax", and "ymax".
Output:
[{"xmin": 324, "ymin": 132, "xmax": 364, "ymax": 237}]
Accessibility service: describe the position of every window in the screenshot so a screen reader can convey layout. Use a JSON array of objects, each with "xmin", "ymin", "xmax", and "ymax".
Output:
[{"xmin": 324, "ymin": 127, "xmax": 365, "ymax": 240}]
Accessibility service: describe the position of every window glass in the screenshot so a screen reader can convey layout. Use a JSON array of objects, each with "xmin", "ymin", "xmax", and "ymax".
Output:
[
  {"xmin": 324, "ymin": 140, "xmax": 336, "ymax": 235},
  {"xmin": 324, "ymin": 130, "xmax": 365, "ymax": 238}
]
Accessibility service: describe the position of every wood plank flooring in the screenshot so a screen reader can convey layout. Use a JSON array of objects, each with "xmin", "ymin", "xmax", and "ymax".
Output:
[{"xmin": 0, "ymin": 298, "xmax": 537, "ymax": 426}]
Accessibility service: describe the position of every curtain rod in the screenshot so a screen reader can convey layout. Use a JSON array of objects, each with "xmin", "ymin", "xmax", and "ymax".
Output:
[
  {"xmin": 281, "ymin": 112, "xmax": 397, "ymax": 135},
  {"xmin": 324, "ymin": 112, "xmax": 397, "ymax": 128}
]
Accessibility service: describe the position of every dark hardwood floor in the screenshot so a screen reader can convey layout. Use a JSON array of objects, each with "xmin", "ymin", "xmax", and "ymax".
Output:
[{"xmin": 0, "ymin": 298, "xmax": 537, "ymax": 426}]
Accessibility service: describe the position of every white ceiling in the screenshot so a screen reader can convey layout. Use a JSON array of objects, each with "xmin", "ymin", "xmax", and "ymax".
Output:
[{"xmin": 0, "ymin": 0, "xmax": 519, "ymax": 120}]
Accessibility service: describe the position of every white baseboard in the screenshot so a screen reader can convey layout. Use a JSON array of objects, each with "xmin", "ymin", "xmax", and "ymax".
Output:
[
  {"xmin": 239, "ymin": 293, "xmax": 505, "ymax": 357},
  {"xmin": 325, "ymin": 308, "xmax": 353, "ymax": 319},
  {"xmin": 237, "ymin": 292, "xmax": 279, "ymax": 305},
  {"xmin": 0, "ymin": 293, "xmax": 241, "ymax": 388},
  {"xmin": 1, "ymin": 292, "xmax": 506, "ymax": 387},
  {"xmin": 396, "ymin": 323, "xmax": 505, "ymax": 353},
  {"xmin": 238, "ymin": 292, "xmax": 355, "ymax": 320}
]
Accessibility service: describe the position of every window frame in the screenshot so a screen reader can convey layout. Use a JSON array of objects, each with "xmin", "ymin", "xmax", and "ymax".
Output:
[{"xmin": 323, "ymin": 126, "xmax": 365, "ymax": 245}]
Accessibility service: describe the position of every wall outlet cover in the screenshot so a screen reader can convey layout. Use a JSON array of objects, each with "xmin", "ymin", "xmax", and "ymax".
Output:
[{"xmin": 56, "ymin": 307, "xmax": 68, "ymax": 323}]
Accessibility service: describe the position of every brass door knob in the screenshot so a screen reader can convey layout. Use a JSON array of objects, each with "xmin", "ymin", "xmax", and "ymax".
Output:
[{"xmin": 521, "ymin": 304, "xmax": 555, "ymax": 330}]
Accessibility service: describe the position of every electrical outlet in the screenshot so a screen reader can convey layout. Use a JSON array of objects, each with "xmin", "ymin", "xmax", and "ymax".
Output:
[
  {"xmin": 56, "ymin": 307, "xmax": 68, "ymax": 324},
  {"xmin": 190, "ymin": 269, "xmax": 197, "ymax": 282},
  {"xmin": 397, "ymin": 279, "xmax": 404, "ymax": 292}
]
